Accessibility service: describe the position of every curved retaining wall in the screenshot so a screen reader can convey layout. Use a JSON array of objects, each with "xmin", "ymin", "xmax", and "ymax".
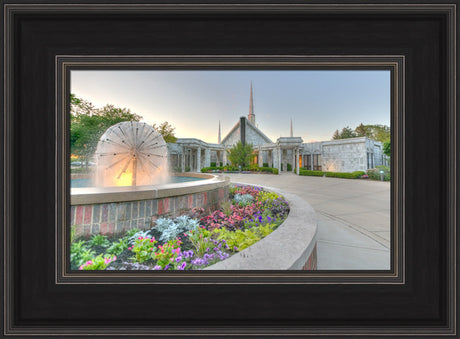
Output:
[
  {"xmin": 70, "ymin": 173, "xmax": 230, "ymax": 238},
  {"xmin": 206, "ymin": 187, "xmax": 318, "ymax": 270}
]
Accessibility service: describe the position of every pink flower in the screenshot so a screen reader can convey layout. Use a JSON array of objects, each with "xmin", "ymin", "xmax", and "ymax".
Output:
[
  {"xmin": 128, "ymin": 247, "xmax": 132, "ymax": 250},
  {"xmin": 150, "ymin": 239, "xmax": 154, "ymax": 243}
]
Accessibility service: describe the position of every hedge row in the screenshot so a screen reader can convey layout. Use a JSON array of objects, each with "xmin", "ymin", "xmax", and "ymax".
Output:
[
  {"xmin": 299, "ymin": 169, "xmax": 324, "ymax": 177},
  {"xmin": 200, "ymin": 165, "xmax": 279, "ymax": 174},
  {"xmin": 200, "ymin": 166, "xmax": 239, "ymax": 173},
  {"xmin": 280, "ymin": 163, "xmax": 293, "ymax": 171},
  {"xmin": 259, "ymin": 167, "xmax": 278, "ymax": 174},
  {"xmin": 324, "ymin": 171, "xmax": 366, "ymax": 179}
]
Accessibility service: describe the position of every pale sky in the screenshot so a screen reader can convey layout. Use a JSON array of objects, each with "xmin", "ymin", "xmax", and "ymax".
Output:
[{"xmin": 70, "ymin": 70, "xmax": 390, "ymax": 143}]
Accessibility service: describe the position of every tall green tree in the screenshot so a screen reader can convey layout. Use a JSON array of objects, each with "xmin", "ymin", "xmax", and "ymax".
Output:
[
  {"xmin": 355, "ymin": 123, "xmax": 371, "ymax": 137},
  {"xmin": 152, "ymin": 121, "xmax": 177, "ymax": 143},
  {"xmin": 367, "ymin": 124, "xmax": 390, "ymax": 143},
  {"xmin": 383, "ymin": 141, "xmax": 391, "ymax": 157},
  {"xmin": 332, "ymin": 123, "xmax": 390, "ymax": 143},
  {"xmin": 70, "ymin": 95, "xmax": 142, "ymax": 170},
  {"xmin": 332, "ymin": 129, "xmax": 340, "ymax": 140},
  {"xmin": 337, "ymin": 126, "xmax": 357, "ymax": 139},
  {"xmin": 227, "ymin": 141, "xmax": 255, "ymax": 168}
]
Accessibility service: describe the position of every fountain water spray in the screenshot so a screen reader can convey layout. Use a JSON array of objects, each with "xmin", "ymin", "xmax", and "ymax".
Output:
[{"xmin": 95, "ymin": 121, "xmax": 168, "ymax": 187}]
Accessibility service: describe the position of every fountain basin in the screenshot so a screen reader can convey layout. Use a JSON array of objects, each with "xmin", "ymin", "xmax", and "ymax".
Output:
[{"xmin": 70, "ymin": 173, "xmax": 230, "ymax": 237}]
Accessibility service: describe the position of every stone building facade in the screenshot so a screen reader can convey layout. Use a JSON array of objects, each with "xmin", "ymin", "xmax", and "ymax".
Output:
[{"xmin": 167, "ymin": 85, "xmax": 389, "ymax": 174}]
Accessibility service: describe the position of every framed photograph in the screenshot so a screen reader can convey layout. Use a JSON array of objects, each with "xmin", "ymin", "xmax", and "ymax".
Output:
[{"xmin": 2, "ymin": 1, "xmax": 457, "ymax": 337}]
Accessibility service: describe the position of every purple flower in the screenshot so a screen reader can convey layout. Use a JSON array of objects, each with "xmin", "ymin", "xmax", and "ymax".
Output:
[
  {"xmin": 176, "ymin": 256, "xmax": 183, "ymax": 263},
  {"xmin": 258, "ymin": 216, "xmax": 263, "ymax": 223},
  {"xmin": 164, "ymin": 264, "xmax": 170, "ymax": 270},
  {"xmin": 153, "ymin": 265, "xmax": 162, "ymax": 270}
]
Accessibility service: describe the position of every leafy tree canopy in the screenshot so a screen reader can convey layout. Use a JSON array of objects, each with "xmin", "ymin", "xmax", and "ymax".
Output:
[
  {"xmin": 383, "ymin": 141, "xmax": 391, "ymax": 157},
  {"xmin": 152, "ymin": 121, "xmax": 177, "ymax": 143},
  {"xmin": 70, "ymin": 95, "xmax": 142, "ymax": 168},
  {"xmin": 227, "ymin": 141, "xmax": 255, "ymax": 168},
  {"xmin": 332, "ymin": 123, "xmax": 390, "ymax": 143}
]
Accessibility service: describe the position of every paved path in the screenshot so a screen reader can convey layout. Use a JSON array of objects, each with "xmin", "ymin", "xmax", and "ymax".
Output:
[{"xmin": 223, "ymin": 173, "xmax": 390, "ymax": 270}]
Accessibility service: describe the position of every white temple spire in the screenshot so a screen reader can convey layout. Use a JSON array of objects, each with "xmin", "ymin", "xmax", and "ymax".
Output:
[
  {"xmin": 248, "ymin": 81, "xmax": 255, "ymax": 124},
  {"xmin": 290, "ymin": 118, "xmax": 293, "ymax": 137},
  {"xmin": 218, "ymin": 120, "xmax": 221, "ymax": 143}
]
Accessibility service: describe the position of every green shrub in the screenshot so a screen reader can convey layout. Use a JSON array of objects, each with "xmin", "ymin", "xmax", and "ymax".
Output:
[
  {"xmin": 233, "ymin": 193, "xmax": 255, "ymax": 206},
  {"xmin": 367, "ymin": 166, "xmax": 390, "ymax": 181},
  {"xmin": 223, "ymin": 165, "xmax": 239, "ymax": 172},
  {"xmin": 287, "ymin": 163, "xmax": 292, "ymax": 171},
  {"xmin": 299, "ymin": 168, "xmax": 324, "ymax": 177},
  {"xmin": 70, "ymin": 240, "xmax": 96, "ymax": 270},
  {"xmin": 129, "ymin": 236, "xmax": 158, "ymax": 263},
  {"xmin": 79, "ymin": 254, "xmax": 117, "ymax": 270},
  {"xmin": 201, "ymin": 166, "xmax": 224, "ymax": 173},
  {"xmin": 272, "ymin": 168, "xmax": 279, "ymax": 175},
  {"xmin": 263, "ymin": 163, "xmax": 269, "ymax": 167},
  {"xmin": 185, "ymin": 166, "xmax": 191, "ymax": 172},
  {"xmin": 88, "ymin": 234, "xmax": 110, "ymax": 247},
  {"xmin": 352, "ymin": 171, "xmax": 366, "ymax": 178},
  {"xmin": 325, "ymin": 171, "xmax": 365, "ymax": 179},
  {"xmin": 125, "ymin": 228, "xmax": 141, "ymax": 237},
  {"xmin": 155, "ymin": 215, "xmax": 200, "ymax": 243},
  {"xmin": 106, "ymin": 238, "xmax": 129, "ymax": 256},
  {"xmin": 259, "ymin": 167, "xmax": 274, "ymax": 173},
  {"xmin": 210, "ymin": 162, "xmax": 216, "ymax": 167},
  {"xmin": 215, "ymin": 221, "xmax": 278, "ymax": 252}
]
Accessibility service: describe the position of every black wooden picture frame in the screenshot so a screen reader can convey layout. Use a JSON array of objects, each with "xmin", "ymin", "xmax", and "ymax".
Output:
[{"xmin": 2, "ymin": 1, "xmax": 457, "ymax": 337}]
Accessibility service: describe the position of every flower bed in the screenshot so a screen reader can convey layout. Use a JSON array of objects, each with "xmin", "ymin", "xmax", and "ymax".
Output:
[{"xmin": 70, "ymin": 184, "xmax": 290, "ymax": 270}]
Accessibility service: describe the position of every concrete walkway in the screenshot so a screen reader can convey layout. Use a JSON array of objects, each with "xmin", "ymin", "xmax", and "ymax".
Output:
[{"xmin": 223, "ymin": 172, "xmax": 390, "ymax": 270}]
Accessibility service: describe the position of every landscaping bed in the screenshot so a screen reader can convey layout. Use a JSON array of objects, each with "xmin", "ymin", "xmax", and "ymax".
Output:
[{"xmin": 70, "ymin": 184, "xmax": 290, "ymax": 271}]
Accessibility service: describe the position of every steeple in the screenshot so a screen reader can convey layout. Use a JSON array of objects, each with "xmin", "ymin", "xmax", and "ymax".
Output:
[
  {"xmin": 290, "ymin": 118, "xmax": 293, "ymax": 137},
  {"xmin": 218, "ymin": 120, "xmax": 221, "ymax": 144},
  {"xmin": 248, "ymin": 81, "xmax": 255, "ymax": 124}
]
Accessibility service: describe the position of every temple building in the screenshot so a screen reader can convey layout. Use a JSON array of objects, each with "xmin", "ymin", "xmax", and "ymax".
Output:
[{"xmin": 167, "ymin": 84, "xmax": 388, "ymax": 174}]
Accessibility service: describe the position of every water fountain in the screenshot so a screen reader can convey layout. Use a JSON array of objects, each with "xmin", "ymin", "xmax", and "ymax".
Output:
[
  {"xmin": 70, "ymin": 121, "xmax": 230, "ymax": 237},
  {"xmin": 94, "ymin": 121, "xmax": 168, "ymax": 187}
]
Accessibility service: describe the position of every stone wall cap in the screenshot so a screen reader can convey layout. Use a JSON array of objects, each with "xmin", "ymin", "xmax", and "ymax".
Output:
[{"xmin": 71, "ymin": 174, "xmax": 229, "ymax": 205}]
